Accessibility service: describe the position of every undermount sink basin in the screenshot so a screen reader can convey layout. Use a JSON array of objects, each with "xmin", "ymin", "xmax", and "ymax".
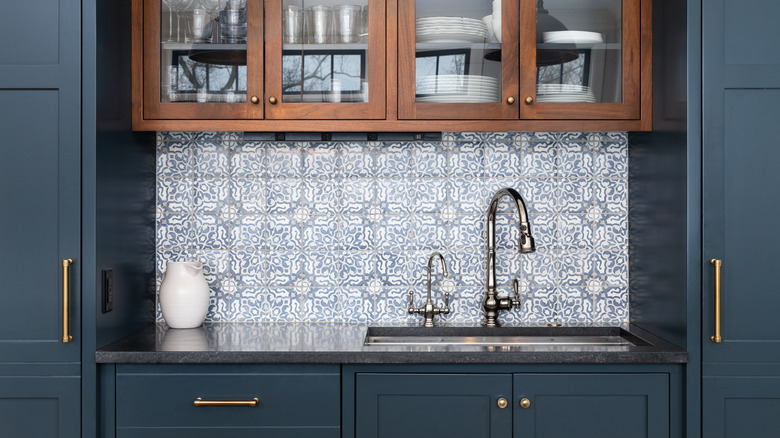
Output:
[{"xmin": 364, "ymin": 326, "xmax": 649, "ymax": 347}]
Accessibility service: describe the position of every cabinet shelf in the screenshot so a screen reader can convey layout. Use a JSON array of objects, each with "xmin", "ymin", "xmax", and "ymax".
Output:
[
  {"xmin": 161, "ymin": 42, "xmax": 247, "ymax": 51},
  {"xmin": 536, "ymin": 42, "xmax": 622, "ymax": 50},
  {"xmin": 416, "ymin": 42, "xmax": 502, "ymax": 51},
  {"xmin": 282, "ymin": 43, "xmax": 369, "ymax": 51}
]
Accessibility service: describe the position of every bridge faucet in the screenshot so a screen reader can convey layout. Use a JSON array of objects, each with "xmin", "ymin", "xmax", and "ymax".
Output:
[
  {"xmin": 483, "ymin": 188, "xmax": 536, "ymax": 327},
  {"xmin": 409, "ymin": 252, "xmax": 450, "ymax": 327}
]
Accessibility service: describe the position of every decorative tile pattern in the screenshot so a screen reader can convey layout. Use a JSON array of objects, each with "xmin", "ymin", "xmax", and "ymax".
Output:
[{"xmin": 156, "ymin": 132, "xmax": 629, "ymax": 324}]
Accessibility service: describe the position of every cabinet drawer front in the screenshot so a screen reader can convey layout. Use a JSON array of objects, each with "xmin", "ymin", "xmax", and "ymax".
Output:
[
  {"xmin": 117, "ymin": 427, "xmax": 340, "ymax": 438},
  {"xmin": 116, "ymin": 365, "xmax": 339, "ymax": 428}
]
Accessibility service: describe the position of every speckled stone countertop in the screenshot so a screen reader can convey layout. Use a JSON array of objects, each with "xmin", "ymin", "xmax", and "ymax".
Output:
[{"xmin": 96, "ymin": 322, "xmax": 687, "ymax": 364}]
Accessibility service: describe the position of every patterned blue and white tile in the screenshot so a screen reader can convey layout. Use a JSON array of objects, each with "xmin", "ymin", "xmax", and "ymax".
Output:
[
  {"xmin": 449, "ymin": 141, "xmax": 484, "ymax": 178},
  {"xmin": 266, "ymin": 252, "xmax": 304, "ymax": 287},
  {"xmin": 230, "ymin": 142, "xmax": 266, "ymax": 177},
  {"xmin": 303, "ymin": 142, "xmax": 339, "ymax": 178},
  {"xmin": 375, "ymin": 142, "xmax": 412, "ymax": 178},
  {"xmin": 340, "ymin": 142, "xmax": 374, "ymax": 178},
  {"xmin": 340, "ymin": 178, "xmax": 374, "ymax": 214},
  {"xmin": 157, "ymin": 177, "xmax": 192, "ymax": 213},
  {"xmin": 230, "ymin": 250, "xmax": 266, "ymax": 285},
  {"xmin": 340, "ymin": 215, "xmax": 374, "ymax": 251},
  {"xmin": 231, "ymin": 178, "xmax": 266, "ymax": 213},
  {"xmin": 266, "ymin": 178, "xmax": 302, "ymax": 214},
  {"xmin": 375, "ymin": 215, "xmax": 412, "ymax": 250},
  {"xmin": 266, "ymin": 143, "xmax": 302, "ymax": 178},
  {"xmin": 376, "ymin": 179, "xmax": 412, "ymax": 214},
  {"xmin": 412, "ymin": 142, "xmax": 448, "ymax": 178},
  {"xmin": 266, "ymin": 215, "xmax": 302, "ymax": 251},
  {"xmin": 411, "ymin": 178, "xmax": 447, "ymax": 213}
]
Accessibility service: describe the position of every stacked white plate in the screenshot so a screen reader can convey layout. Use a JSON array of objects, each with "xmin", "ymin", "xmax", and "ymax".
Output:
[
  {"xmin": 417, "ymin": 75, "xmax": 499, "ymax": 103},
  {"xmin": 536, "ymin": 84, "xmax": 597, "ymax": 103},
  {"xmin": 416, "ymin": 16, "xmax": 489, "ymax": 44},
  {"xmin": 542, "ymin": 30, "xmax": 604, "ymax": 44}
]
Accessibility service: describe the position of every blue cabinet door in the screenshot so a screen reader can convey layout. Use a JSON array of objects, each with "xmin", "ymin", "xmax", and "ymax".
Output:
[
  {"xmin": 0, "ymin": 375, "xmax": 80, "ymax": 437},
  {"xmin": 0, "ymin": 1, "xmax": 81, "ymax": 437},
  {"xmin": 0, "ymin": 0, "xmax": 81, "ymax": 364},
  {"xmin": 701, "ymin": 0, "xmax": 780, "ymax": 366},
  {"xmin": 514, "ymin": 373, "xmax": 670, "ymax": 438},
  {"xmin": 703, "ymin": 376, "xmax": 780, "ymax": 438},
  {"xmin": 355, "ymin": 373, "xmax": 512, "ymax": 438}
]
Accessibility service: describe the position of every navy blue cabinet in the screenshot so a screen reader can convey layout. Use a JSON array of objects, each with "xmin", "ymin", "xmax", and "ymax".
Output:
[
  {"xmin": 701, "ymin": 0, "xmax": 780, "ymax": 436},
  {"xmin": 352, "ymin": 370, "xmax": 672, "ymax": 438},
  {"xmin": 0, "ymin": 0, "xmax": 81, "ymax": 436},
  {"xmin": 514, "ymin": 373, "xmax": 669, "ymax": 438},
  {"xmin": 355, "ymin": 373, "xmax": 512, "ymax": 438},
  {"xmin": 114, "ymin": 364, "xmax": 341, "ymax": 437}
]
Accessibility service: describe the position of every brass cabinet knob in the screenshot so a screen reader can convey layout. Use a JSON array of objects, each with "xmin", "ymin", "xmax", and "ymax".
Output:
[
  {"xmin": 250, "ymin": 95, "xmax": 259, "ymax": 104},
  {"xmin": 519, "ymin": 398, "xmax": 531, "ymax": 409},
  {"xmin": 506, "ymin": 96, "xmax": 516, "ymax": 105},
  {"xmin": 497, "ymin": 398, "xmax": 508, "ymax": 409},
  {"xmin": 269, "ymin": 96, "xmax": 278, "ymax": 104},
  {"xmin": 524, "ymin": 96, "xmax": 534, "ymax": 105}
]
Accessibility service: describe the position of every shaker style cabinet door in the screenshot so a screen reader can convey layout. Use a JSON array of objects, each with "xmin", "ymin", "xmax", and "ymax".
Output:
[
  {"xmin": 701, "ymin": 0, "xmax": 780, "ymax": 366},
  {"xmin": 355, "ymin": 373, "xmax": 512, "ymax": 438},
  {"xmin": 0, "ymin": 0, "xmax": 81, "ymax": 365},
  {"xmin": 514, "ymin": 374, "xmax": 670, "ymax": 438},
  {"xmin": 0, "ymin": 1, "xmax": 81, "ymax": 437}
]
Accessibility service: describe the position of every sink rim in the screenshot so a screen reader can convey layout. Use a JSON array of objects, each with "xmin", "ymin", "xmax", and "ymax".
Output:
[{"xmin": 363, "ymin": 326, "xmax": 651, "ymax": 347}]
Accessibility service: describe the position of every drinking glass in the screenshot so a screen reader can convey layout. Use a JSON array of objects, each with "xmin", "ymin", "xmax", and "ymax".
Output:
[
  {"xmin": 333, "ymin": 5, "xmax": 362, "ymax": 44},
  {"xmin": 162, "ymin": 0, "xmax": 175, "ymax": 42},
  {"xmin": 199, "ymin": 0, "xmax": 228, "ymax": 42},
  {"xmin": 170, "ymin": 0, "xmax": 194, "ymax": 42},
  {"xmin": 283, "ymin": 4, "xmax": 303, "ymax": 44},
  {"xmin": 305, "ymin": 5, "xmax": 332, "ymax": 44}
]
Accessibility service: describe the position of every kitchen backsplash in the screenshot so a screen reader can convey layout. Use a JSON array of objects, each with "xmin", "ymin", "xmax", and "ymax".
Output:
[{"xmin": 156, "ymin": 131, "xmax": 628, "ymax": 325}]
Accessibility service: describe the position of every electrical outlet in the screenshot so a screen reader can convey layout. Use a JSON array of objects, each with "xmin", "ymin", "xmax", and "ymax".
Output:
[{"xmin": 102, "ymin": 269, "xmax": 113, "ymax": 313}]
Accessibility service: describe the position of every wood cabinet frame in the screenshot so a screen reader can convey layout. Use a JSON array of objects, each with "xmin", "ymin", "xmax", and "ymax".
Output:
[
  {"xmin": 518, "ymin": 0, "xmax": 647, "ymax": 121},
  {"xmin": 132, "ymin": 0, "xmax": 652, "ymax": 131},
  {"xmin": 264, "ymin": 0, "xmax": 386, "ymax": 120},
  {"xmin": 137, "ymin": 0, "xmax": 265, "ymax": 121},
  {"xmin": 397, "ymin": 0, "xmax": 520, "ymax": 120}
]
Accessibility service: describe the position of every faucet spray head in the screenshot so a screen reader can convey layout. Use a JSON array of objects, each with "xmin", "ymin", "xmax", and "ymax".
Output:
[{"xmin": 519, "ymin": 223, "xmax": 536, "ymax": 253}]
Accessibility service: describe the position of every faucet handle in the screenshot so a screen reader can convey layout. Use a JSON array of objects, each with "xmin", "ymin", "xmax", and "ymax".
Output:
[
  {"xmin": 512, "ymin": 278, "xmax": 521, "ymax": 309},
  {"xmin": 408, "ymin": 290, "xmax": 417, "ymax": 315},
  {"xmin": 443, "ymin": 292, "xmax": 451, "ymax": 314}
]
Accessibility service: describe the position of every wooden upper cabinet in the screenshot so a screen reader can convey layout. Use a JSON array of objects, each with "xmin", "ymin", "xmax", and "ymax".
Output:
[
  {"xmin": 265, "ymin": 0, "xmax": 386, "ymax": 119},
  {"xmin": 138, "ymin": 0, "xmax": 264, "ymax": 120},
  {"xmin": 518, "ymin": 0, "xmax": 649, "ymax": 121},
  {"xmin": 132, "ymin": 0, "xmax": 651, "ymax": 131},
  {"xmin": 398, "ymin": 0, "xmax": 520, "ymax": 120}
]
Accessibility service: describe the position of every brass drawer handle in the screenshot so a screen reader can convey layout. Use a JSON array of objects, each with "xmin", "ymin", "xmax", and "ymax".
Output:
[
  {"xmin": 711, "ymin": 259, "xmax": 723, "ymax": 343},
  {"xmin": 497, "ymin": 398, "xmax": 508, "ymax": 409},
  {"xmin": 520, "ymin": 398, "xmax": 531, "ymax": 409},
  {"xmin": 62, "ymin": 259, "xmax": 73, "ymax": 343},
  {"xmin": 194, "ymin": 397, "xmax": 259, "ymax": 407}
]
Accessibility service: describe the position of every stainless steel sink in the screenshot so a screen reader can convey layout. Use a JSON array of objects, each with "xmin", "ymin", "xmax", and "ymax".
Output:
[{"xmin": 364, "ymin": 326, "xmax": 648, "ymax": 347}]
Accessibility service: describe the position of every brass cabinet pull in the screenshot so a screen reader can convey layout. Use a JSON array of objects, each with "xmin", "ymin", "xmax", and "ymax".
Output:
[
  {"xmin": 497, "ymin": 398, "xmax": 508, "ymax": 409},
  {"xmin": 506, "ymin": 96, "xmax": 516, "ymax": 105},
  {"xmin": 524, "ymin": 96, "xmax": 534, "ymax": 105},
  {"xmin": 250, "ymin": 95, "xmax": 260, "ymax": 104},
  {"xmin": 519, "ymin": 398, "xmax": 531, "ymax": 409},
  {"xmin": 62, "ymin": 259, "xmax": 73, "ymax": 343},
  {"xmin": 268, "ymin": 96, "xmax": 278, "ymax": 104},
  {"xmin": 711, "ymin": 259, "xmax": 723, "ymax": 343},
  {"xmin": 194, "ymin": 397, "xmax": 259, "ymax": 407}
]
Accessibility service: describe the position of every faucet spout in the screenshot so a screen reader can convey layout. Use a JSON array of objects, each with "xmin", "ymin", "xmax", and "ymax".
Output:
[{"xmin": 484, "ymin": 188, "xmax": 536, "ymax": 327}]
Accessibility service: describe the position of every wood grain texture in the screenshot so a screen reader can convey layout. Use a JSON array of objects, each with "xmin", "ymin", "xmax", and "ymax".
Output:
[
  {"xmin": 520, "ymin": 0, "xmax": 647, "ymax": 121},
  {"xmin": 265, "ymin": 0, "xmax": 386, "ymax": 120},
  {"xmin": 133, "ymin": 0, "xmax": 652, "ymax": 131}
]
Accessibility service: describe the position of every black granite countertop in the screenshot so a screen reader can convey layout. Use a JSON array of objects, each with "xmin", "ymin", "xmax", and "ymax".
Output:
[{"xmin": 96, "ymin": 322, "xmax": 687, "ymax": 364}]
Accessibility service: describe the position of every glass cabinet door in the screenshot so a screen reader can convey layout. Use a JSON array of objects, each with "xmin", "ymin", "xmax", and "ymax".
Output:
[
  {"xmin": 519, "ymin": 0, "xmax": 642, "ymax": 119},
  {"xmin": 264, "ymin": 0, "xmax": 386, "ymax": 119},
  {"xmin": 144, "ymin": 0, "xmax": 264, "ymax": 119},
  {"xmin": 399, "ymin": 0, "xmax": 520, "ymax": 120}
]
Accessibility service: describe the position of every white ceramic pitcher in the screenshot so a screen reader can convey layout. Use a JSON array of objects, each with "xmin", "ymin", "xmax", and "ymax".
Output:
[{"xmin": 159, "ymin": 261, "xmax": 210, "ymax": 328}]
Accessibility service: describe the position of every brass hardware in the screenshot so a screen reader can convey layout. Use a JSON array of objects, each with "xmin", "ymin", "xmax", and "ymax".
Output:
[
  {"xmin": 194, "ymin": 397, "xmax": 259, "ymax": 407},
  {"xmin": 524, "ymin": 96, "xmax": 534, "ymax": 105},
  {"xmin": 497, "ymin": 398, "xmax": 508, "ymax": 409},
  {"xmin": 711, "ymin": 259, "xmax": 723, "ymax": 343},
  {"xmin": 506, "ymin": 96, "xmax": 516, "ymax": 105},
  {"xmin": 62, "ymin": 259, "xmax": 73, "ymax": 343},
  {"xmin": 520, "ymin": 398, "xmax": 531, "ymax": 409},
  {"xmin": 269, "ymin": 96, "xmax": 278, "ymax": 104},
  {"xmin": 250, "ymin": 95, "xmax": 260, "ymax": 104}
]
